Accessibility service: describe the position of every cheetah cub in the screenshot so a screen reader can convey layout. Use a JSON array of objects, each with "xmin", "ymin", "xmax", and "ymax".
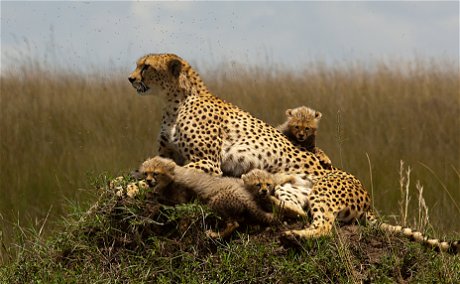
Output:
[
  {"xmin": 241, "ymin": 169, "xmax": 302, "ymax": 200},
  {"xmin": 242, "ymin": 169, "xmax": 314, "ymax": 219},
  {"xmin": 276, "ymin": 106, "xmax": 331, "ymax": 167},
  {"xmin": 140, "ymin": 156, "xmax": 278, "ymax": 238}
]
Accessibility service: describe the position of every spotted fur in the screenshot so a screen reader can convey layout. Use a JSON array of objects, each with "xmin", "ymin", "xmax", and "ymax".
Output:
[{"xmin": 129, "ymin": 53, "xmax": 459, "ymax": 253}]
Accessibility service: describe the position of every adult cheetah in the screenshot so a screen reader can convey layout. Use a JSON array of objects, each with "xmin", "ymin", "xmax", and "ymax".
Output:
[{"xmin": 128, "ymin": 53, "xmax": 459, "ymax": 253}]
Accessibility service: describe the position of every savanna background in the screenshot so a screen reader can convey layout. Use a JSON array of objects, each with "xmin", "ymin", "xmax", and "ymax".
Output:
[{"xmin": 1, "ymin": 1, "xmax": 459, "ymax": 282}]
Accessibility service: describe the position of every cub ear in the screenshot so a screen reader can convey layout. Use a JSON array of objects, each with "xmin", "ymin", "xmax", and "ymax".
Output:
[
  {"xmin": 131, "ymin": 169, "xmax": 144, "ymax": 180},
  {"xmin": 285, "ymin": 109, "xmax": 293, "ymax": 117},
  {"xmin": 167, "ymin": 161, "xmax": 177, "ymax": 171},
  {"xmin": 314, "ymin": 111, "xmax": 322, "ymax": 120},
  {"xmin": 168, "ymin": 59, "xmax": 182, "ymax": 77}
]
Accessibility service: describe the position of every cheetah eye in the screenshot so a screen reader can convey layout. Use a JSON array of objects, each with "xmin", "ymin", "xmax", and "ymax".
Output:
[
  {"xmin": 256, "ymin": 183, "xmax": 262, "ymax": 188},
  {"xmin": 294, "ymin": 126, "xmax": 300, "ymax": 130},
  {"xmin": 141, "ymin": 64, "xmax": 150, "ymax": 73},
  {"xmin": 305, "ymin": 127, "xmax": 310, "ymax": 131},
  {"xmin": 266, "ymin": 183, "xmax": 272, "ymax": 188}
]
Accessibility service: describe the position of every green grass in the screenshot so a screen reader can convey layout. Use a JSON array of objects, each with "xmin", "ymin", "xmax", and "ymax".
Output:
[{"xmin": 1, "ymin": 177, "xmax": 459, "ymax": 283}]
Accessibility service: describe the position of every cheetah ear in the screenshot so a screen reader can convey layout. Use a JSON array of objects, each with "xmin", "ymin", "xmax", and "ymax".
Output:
[
  {"xmin": 168, "ymin": 59, "xmax": 191, "ymax": 90},
  {"xmin": 168, "ymin": 59, "xmax": 182, "ymax": 78},
  {"xmin": 170, "ymin": 161, "xmax": 179, "ymax": 173},
  {"xmin": 285, "ymin": 109, "xmax": 293, "ymax": 117},
  {"xmin": 314, "ymin": 111, "xmax": 322, "ymax": 120},
  {"xmin": 241, "ymin": 173, "xmax": 248, "ymax": 182},
  {"xmin": 131, "ymin": 169, "xmax": 143, "ymax": 180}
]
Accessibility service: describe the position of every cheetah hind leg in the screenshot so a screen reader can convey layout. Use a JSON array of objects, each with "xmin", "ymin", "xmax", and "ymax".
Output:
[
  {"xmin": 269, "ymin": 196, "xmax": 307, "ymax": 218},
  {"xmin": 283, "ymin": 211, "xmax": 335, "ymax": 239},
  {"xmin": 205, "ymin": 220, "xmax": 240, "ymax": 239}
]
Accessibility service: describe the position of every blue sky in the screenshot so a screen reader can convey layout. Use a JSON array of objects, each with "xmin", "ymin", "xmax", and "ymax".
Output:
[{"xmin": 1, "ymin": 1, "xmax": 459, "ymax": 72}]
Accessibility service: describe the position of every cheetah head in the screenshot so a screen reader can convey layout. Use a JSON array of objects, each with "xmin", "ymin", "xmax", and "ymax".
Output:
[
  {"xmin": 285, "ymin": 106, "xmax": 322, "ymax": 142},
  {"xmin": 128, "ymin": 53, "xmax": 190, "ymax": 96},
  {"xmin": 139, "ymin": 156, "xmax": 177, "ymax": 188},
  {"xmin": 242, "ymin": 169, "xmax": 275, "ymax": 198}
]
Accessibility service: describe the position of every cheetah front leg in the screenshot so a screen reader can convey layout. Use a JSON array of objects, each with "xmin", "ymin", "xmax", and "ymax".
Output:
[
  {"xmin": 158, "ymin": 142, "xmax": 186, "ymax": 165},
  {"xmin": 176, "ymin": 123, "xmax": 224, "ymax": 175}
]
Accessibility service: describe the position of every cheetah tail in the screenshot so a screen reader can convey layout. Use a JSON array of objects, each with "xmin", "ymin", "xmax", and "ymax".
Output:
[{"xmin": 365, "ymin": 212, "xmax": 459, "ymax": 254}]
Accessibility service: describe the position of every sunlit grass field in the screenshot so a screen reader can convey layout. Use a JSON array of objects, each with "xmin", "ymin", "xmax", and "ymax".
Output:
[{"xmin": 1, "ymin": 58, "xmax": 459, "ymax": 261}]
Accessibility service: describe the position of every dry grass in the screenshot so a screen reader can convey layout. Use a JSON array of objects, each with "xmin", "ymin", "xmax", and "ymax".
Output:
[
  {"xmin": 1, "ymin": 57, "xmax": 459, "ymax": 259},
  {"xmin": 399, "ymin": 160, "xmax": 412, "ymax": 227}
]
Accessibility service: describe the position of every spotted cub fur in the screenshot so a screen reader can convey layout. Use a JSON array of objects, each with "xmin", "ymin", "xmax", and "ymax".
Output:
[
  {"xmin": 241, "ymin": 169, "xmax": 305, "ymax": 198},
  {"xmin": 242, "ymin": 169, "xmax": 313, "ymax": 217},
  {"xmin": 277, "ymin": 106, "xmax": 331, "ymax": 167},
  {"xmin": 140, "ymin": 156, "xmax": 275, "ymax": 238},
  {"xmin": 242, "ymin": 169, "xmax": 313, "ymax": 218}
]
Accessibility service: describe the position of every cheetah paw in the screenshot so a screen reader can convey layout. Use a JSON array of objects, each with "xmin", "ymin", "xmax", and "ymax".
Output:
[
  {"xmin": 126, "ymin": 183, "xmax": 140, "ymax": 198},
  {"xmin": 205, "ymin": 230, "xmax": 221, "ymax": 239},
  {"xmin": 279, "ymin": 230, "xmax": 302, "ymax": 247},
  {"xmin": 283, "ymin": 229, "xmax": 301, "ymax": 238}
]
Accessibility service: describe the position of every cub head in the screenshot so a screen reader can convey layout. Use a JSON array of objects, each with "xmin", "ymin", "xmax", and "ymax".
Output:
[
  {"xmin": 139, "ymin": 156, "xmax": 177, "ymax": 188},
  {"xmin": 285, "ymin": 106, "xmax": 322, "ymax": 142},
  {"xmin": 242, "ymin": 169, "xmax": 275, "ymax": 198},
  {"xmin": 128, "ymin": 53, "xmax": 190, "ymax": 96}
]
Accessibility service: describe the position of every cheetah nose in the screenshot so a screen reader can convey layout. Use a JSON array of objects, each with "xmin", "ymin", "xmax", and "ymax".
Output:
[
  {"xmin": 146, "ymin": 179, "xmax": 155, "ymax": 187},
  {"xmin": 128, "ymin": 76, "xmax": 135, "ymax": 83},
  {"xmin": 261, "ymin": 189, "xmax": 268, "ymax": 195}
]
